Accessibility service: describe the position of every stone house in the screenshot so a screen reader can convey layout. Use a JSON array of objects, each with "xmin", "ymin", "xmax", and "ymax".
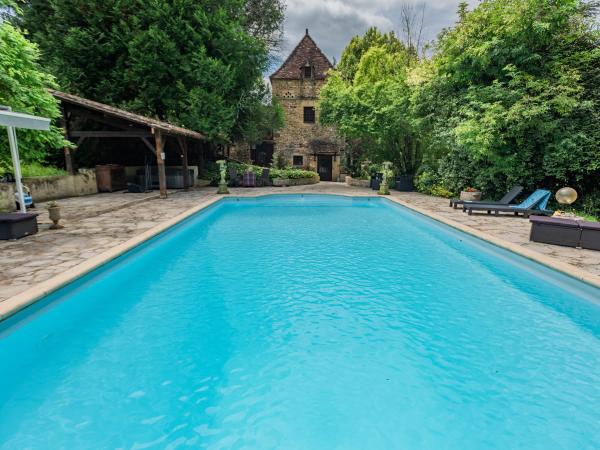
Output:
[{"xmin": 269, "ymin": 29, "xmax": 342, "ymax": 181}]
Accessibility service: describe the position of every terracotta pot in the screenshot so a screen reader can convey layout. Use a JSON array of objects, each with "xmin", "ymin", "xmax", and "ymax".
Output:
[{"xmin": 460, "ymin": 191, "xmax": 482, "ymax": 201}]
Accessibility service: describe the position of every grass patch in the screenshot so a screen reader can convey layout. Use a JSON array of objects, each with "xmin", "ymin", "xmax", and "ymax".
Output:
[{"xmin": 20, "ymin": 163, "xmax": 67, "ymax": 178}]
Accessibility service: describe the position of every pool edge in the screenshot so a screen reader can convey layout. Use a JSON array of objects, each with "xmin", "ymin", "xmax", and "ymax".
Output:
[{"xmin": 2, "ymin": 191, "xmax": 599, "ymax": 322}]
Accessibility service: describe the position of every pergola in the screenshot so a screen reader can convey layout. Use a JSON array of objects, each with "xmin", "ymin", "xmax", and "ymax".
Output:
[{"xmin": 51, "ymin": 90, "xmax": 206, "ymax": 198}]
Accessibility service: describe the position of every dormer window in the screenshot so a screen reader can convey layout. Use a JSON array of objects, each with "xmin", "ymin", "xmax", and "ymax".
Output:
[{"xmin": 303, "ymin": 65, "xmax": 313, "ymax": 78}]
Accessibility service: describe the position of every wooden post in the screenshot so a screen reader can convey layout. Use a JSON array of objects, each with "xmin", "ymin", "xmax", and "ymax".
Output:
[
  {"xmin": 154, "ymin": 129, "xmax": 167, "ymax": 198},
  {"xmin": 60, "ymin": 105, "xmax": 76, "ymax": 175},
  {"xmin": 64, "ymin": 148, "xmax": 75, "ymax": 175},
  {"xmin": 178, "ymin": 137, "xmax": 190, "ymax": 191}
]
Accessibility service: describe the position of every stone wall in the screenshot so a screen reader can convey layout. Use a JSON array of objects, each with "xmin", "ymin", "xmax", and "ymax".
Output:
[
  {"xmin": 0, "ymin": 183, "xmax": 14, "ymax": 211},
  {"xmin": 271, "ymin": 77, "xmax": 341, "ymax": 180},
  {"xmin": 26, "ymin": 169, "xmax": 98, "ymax": 202},
  {"xmin": 0, "ymin": 169, "xmax": 98, "ymax": 211}
]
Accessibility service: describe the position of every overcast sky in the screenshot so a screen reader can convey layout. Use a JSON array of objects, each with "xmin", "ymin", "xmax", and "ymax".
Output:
[{"xmin": 271, "ymin": 0, "xmax": 480, "ymax": 70}]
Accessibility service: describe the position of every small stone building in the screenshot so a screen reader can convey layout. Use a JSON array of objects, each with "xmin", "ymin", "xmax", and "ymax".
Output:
[{"xmin": 270, "ymin": 30, "xmax": 342, "ymax": 181}]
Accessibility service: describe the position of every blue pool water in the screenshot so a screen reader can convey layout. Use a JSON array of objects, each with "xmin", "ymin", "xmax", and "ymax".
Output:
[{"xmin": 1, "ymin": 195, "xmax": 600, "ymax": 449}]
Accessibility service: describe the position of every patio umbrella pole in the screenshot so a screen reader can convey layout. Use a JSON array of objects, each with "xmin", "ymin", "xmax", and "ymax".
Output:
[{"xmin": 7, "ymin": 124, "xmax": 27, "ymax": 214}]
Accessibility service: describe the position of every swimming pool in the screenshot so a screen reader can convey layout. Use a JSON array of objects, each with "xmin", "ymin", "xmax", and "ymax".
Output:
[{"xmin": 1, "ymin": 194, "xmax": 600, "ymax": 449}]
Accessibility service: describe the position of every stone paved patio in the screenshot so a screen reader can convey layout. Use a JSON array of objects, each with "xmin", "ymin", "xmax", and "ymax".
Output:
[{"xmin": 1, "ymin": 182, "xmax": 599, "ymax": 302}]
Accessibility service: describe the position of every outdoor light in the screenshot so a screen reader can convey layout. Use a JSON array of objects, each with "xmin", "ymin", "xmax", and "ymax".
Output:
[
  {"xmin": 554, "ymin": 186, "xmax": 578, "ymax": 218},
  {"xmin": 556, "ymin": 187, "xmax": 578, "ymax": 206},
  {"xmin": 0, "ymin": 106, "xmax": 51, "ymax": 213}
]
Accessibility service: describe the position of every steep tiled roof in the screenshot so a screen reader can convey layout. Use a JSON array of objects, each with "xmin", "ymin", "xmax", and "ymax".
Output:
[{"xmin": 271, "ymin": 30, "xmax": 333, "ymax": 80}]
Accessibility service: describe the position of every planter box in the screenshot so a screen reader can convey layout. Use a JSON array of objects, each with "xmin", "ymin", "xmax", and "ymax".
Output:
[
  {"xmin": 581, "ymin": 221, "xmax": 600, "ymax": 251},
  {"xmin": 460, "ymin": 191, "xmax": 482, "ymax": 201},
  {"xmin": 272, "ymin": 177, "xmax": 319, "ymax": 187},
  {"xmin": 529, "ymin": 216, "xmax": 582, "ymax": 248},
  {"xmin": 0, "ymin": 212, "xmax": 38, "ymax": 240},
  {"xmin": 345, "ymin": 176, "xmax": 370, "ymax": 188}
]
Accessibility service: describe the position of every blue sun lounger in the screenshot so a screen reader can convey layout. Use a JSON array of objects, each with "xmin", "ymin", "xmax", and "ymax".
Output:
[{"xmin": 463, "ymin": 189, "xmax": 553, "ymax": 217}]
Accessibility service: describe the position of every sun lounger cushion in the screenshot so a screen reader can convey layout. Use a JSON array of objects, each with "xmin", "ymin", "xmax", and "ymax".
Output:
[{"xmin": 510, "ymin": 189, "xmax": 551, "ymax": 210}]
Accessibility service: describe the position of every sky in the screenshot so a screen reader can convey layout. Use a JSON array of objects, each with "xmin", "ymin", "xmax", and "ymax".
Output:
[{"xmin": 271, "ymin": 0, "xmax": 479, "ymax": 71}]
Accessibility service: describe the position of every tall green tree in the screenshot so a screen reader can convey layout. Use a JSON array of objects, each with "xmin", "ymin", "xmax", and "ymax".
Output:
[
  {"xmin": 18, "ymin": 0, "xmax": 283, "ymax": 143},
  {"xmin": 336, "ymin": 27, "xmax": 407, "ymax": 82},
  {"xmin": 0, "ymin": 20, "xmax": 69, "ymax": 173},
  {"xmin": 413, "ymin": 0, "xmax": 600, "ymax": 205},
  {"xmin": 321, "ymin": 28, "xmax": 423, "ymax": 176}
]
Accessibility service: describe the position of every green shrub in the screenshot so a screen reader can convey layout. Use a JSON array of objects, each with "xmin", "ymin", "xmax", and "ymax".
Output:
[
  {"xmin": 270, "ymin": 168, "xmax": 318, "ymax": 180},
  {"xmin": 20, "ymin": 163, "xmax": 67, "ymax": 178},
  {"xmin": 579, "ymin": 192, "xmax": 600, "ymax": 220},
  {"xmin": 415, "ymin": 166, "xmax": 455, "ymax": 198},
  {"xmin": 415, "ymin": 168, "xmax": 439, "ymax": 194},
  {"xmin": 223, "ymin": 162, "xmax": 319, "ymax": 182},
  {"xmin": 430, "ymin": 185, "xmax": 454, "ymax": 198}
]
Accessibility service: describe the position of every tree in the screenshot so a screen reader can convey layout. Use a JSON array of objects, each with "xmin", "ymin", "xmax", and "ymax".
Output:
[
  {"xmin": 243, "ymin": 0, "xmax": 286, "ymax": 52},
  {"xmin": 0, "ymin": 21, "xmax": 70, "ymax": 173},
  {"xmin": 336, "ymin": 27, "xmax": 406, "ymax": 82},
  {"xmin": 413, "ymin": 0, "xmax": 600, "ymax": 207},
  {"xmin": 18, "ymin": 0, "xmax": 283, "ymax": 143},
  {"xmin": 398, "ymin": 2, "xmax": 426, "ymax": 57},
  {"xmin": 321, "ymin": 29, "xmax": 423, "ymax": 176}
]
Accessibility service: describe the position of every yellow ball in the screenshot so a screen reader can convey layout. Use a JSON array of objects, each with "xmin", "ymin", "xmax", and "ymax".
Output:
[{"xmin": 555, "ymin": 187, "xmax": 578, "ymax": 205}]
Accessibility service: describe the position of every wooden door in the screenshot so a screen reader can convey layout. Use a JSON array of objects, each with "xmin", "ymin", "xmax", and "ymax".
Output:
[{"xmin": 317, "ymin": 155, "xmax": 333, "ymax": 181}]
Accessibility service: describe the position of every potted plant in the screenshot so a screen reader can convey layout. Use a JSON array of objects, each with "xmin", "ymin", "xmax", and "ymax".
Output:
[
  {"xmin": 460, "ymin": 187, "xmax": 482, "ymax": 202},
  {"xmin": 47, "ymin": 201, "xmax": 64, "ymax": 229}
]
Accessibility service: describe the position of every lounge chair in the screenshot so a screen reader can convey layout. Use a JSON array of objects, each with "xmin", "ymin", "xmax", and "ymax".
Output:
[
  {"xmin": 463, "ymin": 189, "xmax": 553, "ymax": 217},
  {"xmin": 450, "ymin": 185, "xmax": 523, "ymax": 209}
]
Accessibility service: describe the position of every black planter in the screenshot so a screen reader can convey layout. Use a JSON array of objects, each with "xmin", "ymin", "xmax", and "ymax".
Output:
[{"xmin": 394, "ymin": 175, "xmax": 414, "ymax": 192}]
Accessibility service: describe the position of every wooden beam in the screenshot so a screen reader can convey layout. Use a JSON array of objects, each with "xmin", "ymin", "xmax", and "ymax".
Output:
[
  {"xmin": 69, "ymin": 130, "xmax": 153, "ymax": 138},
  {"xmin": 155, "ymin": 129, "xmax": 167, "ymax": 198},
  {"xmin": 141, "ymin": 137, "xmax": 156, "ymax": 155},
  {"xmin": 178, "ymin": 137, "xmax": 190, "ymax": 191}
]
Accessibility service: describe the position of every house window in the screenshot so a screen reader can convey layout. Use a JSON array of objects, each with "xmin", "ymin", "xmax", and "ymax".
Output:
[
  {"xmin": 304, "ymin": 106, "xmax": 315, "ymax": 123},
  {"xmin": 293, "ymin": 155, "xmax": 304, "ymax": 167},
  {"xmin": 304, "ymin": 66, "xmax": 313, "ymax": 78}
]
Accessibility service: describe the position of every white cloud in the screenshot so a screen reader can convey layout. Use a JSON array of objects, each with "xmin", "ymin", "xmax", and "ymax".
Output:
[{"xmin": 272, "ymin": 0, "xmax": 480, "ymax": 70}]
